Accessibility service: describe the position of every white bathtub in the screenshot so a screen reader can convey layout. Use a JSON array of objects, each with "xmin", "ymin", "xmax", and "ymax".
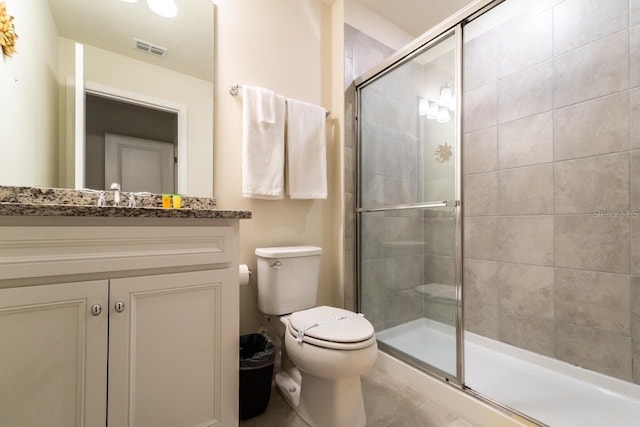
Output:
[{"xmin": 377, "ymin": 318, "xmax": 640, "ymax": 427}]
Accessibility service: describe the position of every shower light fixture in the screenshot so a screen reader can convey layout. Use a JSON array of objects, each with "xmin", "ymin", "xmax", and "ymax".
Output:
[
  {"xmin": 146, "ymin": 0, "xmax": 177, "ymax": 17},
  {"xmin": 438, "ymin": 82, "xmax": 454, "ymax": 108},
  {"xmin": 436, "ymin": 106, "xmax": 451, "ymax": 123},
  {"xmin": 419, "ymin": 98, "xmax": 429, "ymax": 116},
  {"xmin": 423, "ymin": 83, "xmax": 454, "ymax": 123},
  {"xmin": 427, "ymin": 101, "xmax": 439, "ymax": 120}
]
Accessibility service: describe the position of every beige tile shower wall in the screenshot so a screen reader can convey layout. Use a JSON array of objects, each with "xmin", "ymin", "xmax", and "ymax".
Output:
[{"xmin": 463, "ymin": 0, "xmax": 640, "ymax": 383}]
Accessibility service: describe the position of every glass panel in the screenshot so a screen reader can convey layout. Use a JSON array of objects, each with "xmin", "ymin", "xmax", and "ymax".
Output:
[
  {"xmin": 463, "ymin": 0, "xmax": 640, "ymax": 425},
  {"xmin": 359, "ymin": 207, "xmax": 457, "ymax": 376},
  {"xmin": 359, "ymin": 33, "xmax": 457, "ymax": 209}
]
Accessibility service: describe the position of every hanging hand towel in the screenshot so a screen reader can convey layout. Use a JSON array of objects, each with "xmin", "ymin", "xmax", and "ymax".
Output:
[
  {"xmin": 285, "ymin": 98, "xmax": 327, "ymax": 199},
  {"xmin": 242, "ymin": 86, "xmax": 286, "ymax": 199}
]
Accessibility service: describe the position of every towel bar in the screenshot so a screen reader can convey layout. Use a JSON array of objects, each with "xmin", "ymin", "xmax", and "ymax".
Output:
[{"xmin": 229, "ymin": 84, "xmax": 330, "ymax": 117}]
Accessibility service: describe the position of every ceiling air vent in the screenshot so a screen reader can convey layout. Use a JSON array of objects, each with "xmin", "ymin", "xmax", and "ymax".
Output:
[{"xmin": 132, "ymin": 38, "xmax": 168, "ymax": 58}]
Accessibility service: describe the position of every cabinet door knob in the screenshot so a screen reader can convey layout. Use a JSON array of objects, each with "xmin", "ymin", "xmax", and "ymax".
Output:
[
  {"xmin": 114, "ymin": 301, "xmax": 126, "ymax": 313},
  {"xmin": 91, "ymin": 304, "xmax": 102, "ymax": 316}
]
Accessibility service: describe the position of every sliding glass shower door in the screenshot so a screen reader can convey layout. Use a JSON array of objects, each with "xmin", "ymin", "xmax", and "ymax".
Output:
[{"xmin": 356, "ymin": 29, "xmax": 462, "ymax": 381}]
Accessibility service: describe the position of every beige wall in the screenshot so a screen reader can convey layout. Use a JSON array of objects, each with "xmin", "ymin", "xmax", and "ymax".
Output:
[
  {"xmin": 0, "ymin": 0, "xmax": 59, "ymax": 187},
  {"xmin": 213, "ymin": 0, "xmax": 342, "ymax": 334},
  {"xmin": 58, "ymin": 38, "xmax": 214, "ymax": 197}
]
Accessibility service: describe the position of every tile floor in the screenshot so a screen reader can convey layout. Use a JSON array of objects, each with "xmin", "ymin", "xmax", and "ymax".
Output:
[{"xmin": 240, "ymin": 369, "xmax": 477, "ymax": 427}]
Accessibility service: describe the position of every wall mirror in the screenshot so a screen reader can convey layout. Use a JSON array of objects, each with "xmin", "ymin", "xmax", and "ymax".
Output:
[{"xmin": 0, "ymin": 0, "xmax": 214, "ymax": 196}]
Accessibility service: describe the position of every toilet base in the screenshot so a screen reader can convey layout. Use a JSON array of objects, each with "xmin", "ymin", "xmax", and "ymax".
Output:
[{"xmin": 275, "ymin": 367, "xmax": 366, "ymax": 427}]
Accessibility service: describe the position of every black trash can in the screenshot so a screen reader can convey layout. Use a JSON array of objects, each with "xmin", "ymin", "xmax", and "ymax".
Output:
[{"xmin": 239, "ymin": 333, "xmax": 276, "ymax": 420}]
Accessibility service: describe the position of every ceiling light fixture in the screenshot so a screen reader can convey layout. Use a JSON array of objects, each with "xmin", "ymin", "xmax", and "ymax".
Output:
[
  {"xmin": 146, "ymin": 0, "xmax": 177, "ymax": 18},
  {"xmin": 120, "ymin": 0, "xmax": 137, "ymax": 3}
]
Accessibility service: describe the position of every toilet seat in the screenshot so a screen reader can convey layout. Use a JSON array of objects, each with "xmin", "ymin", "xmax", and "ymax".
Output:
[{"xmin": 287, "ymin": 306, "xmax": 375, "ymax": 350}]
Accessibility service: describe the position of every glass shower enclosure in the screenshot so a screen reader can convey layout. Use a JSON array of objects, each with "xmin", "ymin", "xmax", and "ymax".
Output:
[
  {"xmin": 356, "ymin": 0, "xmax": 640, "ymax": 425},
  {"xmin": 356, "ymin": 29, "xmax": 463, "ymax": 382}
]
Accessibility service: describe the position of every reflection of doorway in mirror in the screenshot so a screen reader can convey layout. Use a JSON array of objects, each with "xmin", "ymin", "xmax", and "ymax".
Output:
[
  {"xmin": 105, "ymin": 134, "xmax": 175, "ymax": 194},
  {"xmin": 80, "ymin": 83, "xmax": 187, "ymax": 194}
]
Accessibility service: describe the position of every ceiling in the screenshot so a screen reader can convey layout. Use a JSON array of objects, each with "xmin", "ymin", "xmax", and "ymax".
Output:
[
  {"xmin": 47, "ymin": 0, "xmax": 214, "ymax": 81},
  {"xmin": 359, "ymin": 0, "xmax": 476, "ymax": 37}
]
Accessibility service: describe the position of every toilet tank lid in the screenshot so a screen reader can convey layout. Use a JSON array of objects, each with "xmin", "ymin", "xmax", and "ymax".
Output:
[{"xmin": 255, "ymin": 246, "xmax": 322, "ymax": 258}]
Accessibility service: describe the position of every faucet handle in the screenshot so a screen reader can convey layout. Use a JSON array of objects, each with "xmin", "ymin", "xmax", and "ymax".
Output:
[{"xmin": 110, "ymin": 182, "xmax": 121, "ymax": 191}]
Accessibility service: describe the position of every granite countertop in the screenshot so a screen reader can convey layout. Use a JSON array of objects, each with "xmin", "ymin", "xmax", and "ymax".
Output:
[{"xmin": 0, "ymin": 186, "xmax": 251, "ymax": 220}]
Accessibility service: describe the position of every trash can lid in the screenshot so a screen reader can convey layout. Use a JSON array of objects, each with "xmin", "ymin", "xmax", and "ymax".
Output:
[{"xmin": 288, "ymin": 306, "xmax": 374, "ymax": 345}]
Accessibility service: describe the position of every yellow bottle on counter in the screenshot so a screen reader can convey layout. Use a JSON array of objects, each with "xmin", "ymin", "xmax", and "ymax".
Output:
[
  {"xmin": 172, "ymin": 194, "xmax": 182, "ymax": 209},
  {"xmin": 162, "ymin": 194, "xmax": 172, "ymax": 208}
]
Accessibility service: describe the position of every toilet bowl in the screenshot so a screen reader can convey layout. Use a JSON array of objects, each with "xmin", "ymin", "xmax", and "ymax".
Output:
[{"xmin": 255, "ymin": 246, "xmax": 378, "ymax": 427}]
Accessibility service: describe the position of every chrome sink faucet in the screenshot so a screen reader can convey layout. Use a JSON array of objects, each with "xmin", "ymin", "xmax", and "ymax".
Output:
[{"xmin": 110, "ymin": 182, "xmax": 121, "ymax": 207}]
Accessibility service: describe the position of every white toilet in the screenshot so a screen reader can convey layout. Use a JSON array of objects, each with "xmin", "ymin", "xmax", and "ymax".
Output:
[{"xmin": 255, "ymin": 246, "xmax": 378, "ymax": 427}]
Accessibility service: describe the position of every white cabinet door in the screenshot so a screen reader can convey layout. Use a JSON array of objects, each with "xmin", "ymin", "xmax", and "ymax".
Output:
[
  {"xmin": 107, "ymin": 269, "xmax": 237, "ymax": 427},
  {"xmin": 0, "ymin": 280, "xmax": 109, "ymax": 427}
]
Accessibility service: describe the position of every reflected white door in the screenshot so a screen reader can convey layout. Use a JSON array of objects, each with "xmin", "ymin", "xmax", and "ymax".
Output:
[{"xmin": 104, "ymin": 133, "xmax": 175, "ymax": 194}]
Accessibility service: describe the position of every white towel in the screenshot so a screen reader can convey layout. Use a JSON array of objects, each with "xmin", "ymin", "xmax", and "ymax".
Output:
[
  {"xmin": 285, "ymin": 98, "xmax": 327, "ymax": 199},
  {"xmin": 242, "ymin": 86, "xmax": 286, "ymax": 199}
]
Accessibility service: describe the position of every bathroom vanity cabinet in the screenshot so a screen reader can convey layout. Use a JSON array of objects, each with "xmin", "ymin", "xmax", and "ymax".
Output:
[{"xmin": 0, "ymin": 215, "xmax": 244, "ymax": 427}]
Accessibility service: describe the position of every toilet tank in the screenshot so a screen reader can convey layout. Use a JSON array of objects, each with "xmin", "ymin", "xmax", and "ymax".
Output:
[{"xmin": 255, "ymin": 246, "xmax": 322, "ymax": 315}]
